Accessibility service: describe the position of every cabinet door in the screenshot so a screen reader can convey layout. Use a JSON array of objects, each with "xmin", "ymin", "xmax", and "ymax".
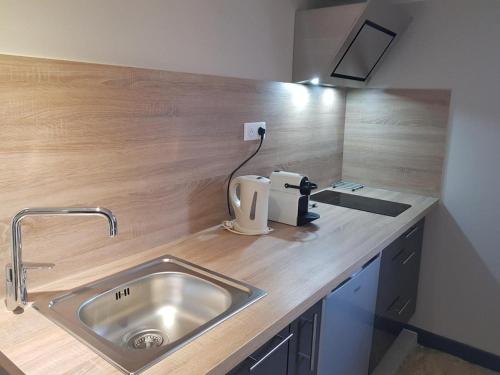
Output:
[
  {"xmin": 369, "ymin": 219, "xmax": 425, "ymax": 373},
  {"xmin": 228, "ymin": 327, "xmax": 293, "ymax": 375},
  {"xmin": 292, "ymin": 301, "xmax": 322, "ymax": 375},
  {"xmin": 382, "ymin": 219, "xmax": 424, "ymax": 324},
  {"xmin": 397, "ymin": 219, "xmax": 424, "ymax": 320},
  {"xmin": 318, "ymin": 256, "xmax": 381, "ymax": 375}
]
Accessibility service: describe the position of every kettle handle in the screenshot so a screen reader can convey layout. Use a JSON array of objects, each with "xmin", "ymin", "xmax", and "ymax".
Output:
[{"xmin": 229, "ymin": 177, "xmax": 242, "ymax": 216}]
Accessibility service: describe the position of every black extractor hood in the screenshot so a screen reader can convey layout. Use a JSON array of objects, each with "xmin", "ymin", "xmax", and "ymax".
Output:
[{"xmin": 293, "ymin": 0, "xmax": 412, "ymax": 86}]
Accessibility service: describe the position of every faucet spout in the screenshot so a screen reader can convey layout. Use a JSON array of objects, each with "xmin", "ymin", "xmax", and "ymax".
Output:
[{"xmin": 5, "ymin": 207, "xmax": 118, "ymax": 313}]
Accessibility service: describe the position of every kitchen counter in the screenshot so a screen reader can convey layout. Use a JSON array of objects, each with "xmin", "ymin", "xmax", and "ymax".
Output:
[
  {"xmin": 0, "ymin": 187, "xmax": 438, "ymax": 375},
  {"xmin": 0, "ymin": 351, "xmax": 23, "ymax": 375}
]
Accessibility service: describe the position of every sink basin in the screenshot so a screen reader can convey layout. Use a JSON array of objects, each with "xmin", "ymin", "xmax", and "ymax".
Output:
[{"xmin": 33, "ymin": 256, "xmax": 266, "ymax": 374}]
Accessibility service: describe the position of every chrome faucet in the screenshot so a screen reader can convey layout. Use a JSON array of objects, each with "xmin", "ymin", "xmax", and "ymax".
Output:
[{"xmin": 5, "ymin": 207, "xmax": 118, "ymax": 313}]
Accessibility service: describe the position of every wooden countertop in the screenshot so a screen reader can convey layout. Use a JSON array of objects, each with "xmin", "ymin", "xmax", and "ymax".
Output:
[
  {"xmin": 0, "ymin": 351, "xmax": 23, "ymax": 375},
  {"xmin": 0, "ymin": 187, "xmax": 438, "ymax": 375}
]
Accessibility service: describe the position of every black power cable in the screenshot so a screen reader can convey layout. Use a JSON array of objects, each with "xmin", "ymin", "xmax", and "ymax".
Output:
[{"xmin": 226, "ymin": 127, "xmax": 266, "ymax": 217}]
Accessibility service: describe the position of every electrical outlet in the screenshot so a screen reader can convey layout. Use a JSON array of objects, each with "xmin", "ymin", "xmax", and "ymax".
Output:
[{"xmin": 244, "ymin": 122, "xmax": 266, "ymax": 141}]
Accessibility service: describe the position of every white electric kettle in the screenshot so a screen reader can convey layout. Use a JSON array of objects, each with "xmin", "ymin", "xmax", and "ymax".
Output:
[{"xmin": 225, "ymin": 175, "xmax": 272, "ymax": 235}]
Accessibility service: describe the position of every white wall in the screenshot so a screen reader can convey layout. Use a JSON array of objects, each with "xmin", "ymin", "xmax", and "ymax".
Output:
[
  {"xmin": 370, "ymin": 0, "xmax": 500, "ymax": 355},
  {"xmin": 0, "ymin": 0, "xmax": 298, "ymax": 82}
]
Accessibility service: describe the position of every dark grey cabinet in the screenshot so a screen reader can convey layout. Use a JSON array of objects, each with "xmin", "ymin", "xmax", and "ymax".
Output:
[
  {"xmin": 369, "ymin": 218, "xmax": 425, "ymax": 372},
  {"xmin": 228, "ymin": 326, "xmax": 294, "ymax": 375},
  {"xmin": 291, "ymin": 301, "xmax": 322, "ymax": 375},
  {"xmin": 228, "ymin": 302, "xmax": 322, "ymax": 375}
]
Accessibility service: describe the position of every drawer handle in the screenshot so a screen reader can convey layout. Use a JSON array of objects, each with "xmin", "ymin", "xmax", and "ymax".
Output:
[
  {"xmin": 310, "ymin": 313, "xmax": 318, "ymax": 372},
  {"xmin": 405, "ymin": 226, "xmax": 420, "ymax": 239},
  {"xmin": 249, "ymin": 332, "xmax": 294, "ymax": 372},
  {"xmin": 402, "ymin": 251, "xmax": 416, "ymax": 265},
  {"xmin": 392, "ymin": 247, "xmax": 406, "ymax": 261},
  {"xmin": 395, "ymin": 298, "xmax": 411, "ymax": 316}
]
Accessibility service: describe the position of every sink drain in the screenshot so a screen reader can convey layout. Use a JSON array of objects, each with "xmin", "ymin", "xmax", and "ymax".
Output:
[{"xmin": 126, "ymin": 329, "xmax": 167, "ymax": 350}]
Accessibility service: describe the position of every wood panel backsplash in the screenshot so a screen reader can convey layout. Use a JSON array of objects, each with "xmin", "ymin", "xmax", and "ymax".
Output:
[
  {"xmin": 342, "ymin": 89, "xmax": 450, "ymax": 197},
  {"xmin": 0, "ymin": 55, "xmax": 346, "ymax": 297}
]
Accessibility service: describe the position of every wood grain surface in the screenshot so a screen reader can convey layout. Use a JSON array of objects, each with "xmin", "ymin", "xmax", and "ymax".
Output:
[
  {"xmin": 0, "ymin": 54, "xmax": 346, "ymax": 299},
  {"xmin": 0, "ymin": 350, "xmax": 23, "ymax": 375},
  {"xmin": 342, "ymin": 89, "xmax": 450, "ymax": 197},
  {"xmin": 0, "ymin": 187, "xmax": 438, "ymax": 375}
]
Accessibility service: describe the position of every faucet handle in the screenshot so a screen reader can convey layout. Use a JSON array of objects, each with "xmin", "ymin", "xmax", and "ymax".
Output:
[
  {"xmin": 5, "ymin": 262, "xmax": 55, "ymax": 312},
  {"xmin": 20, "ymin": 263, "xmax": 55, "ymax": 305},
  {"xmin": 22, "ymin": 262, "xmax": 55, "ymax": 270}
]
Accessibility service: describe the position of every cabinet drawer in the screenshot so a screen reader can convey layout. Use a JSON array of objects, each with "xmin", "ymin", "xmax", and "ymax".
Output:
[
  {"xmin": 398, "ymin": 219, "xmax": 424, "ymax": 322},
  {"xmin": 369, "ymin": 219, "xmax": 425, "ymax": 373},
  {"xmin": 381, "ymin": 246, "xmax": 422, "ymax": 322},
  {"xmin": 402, "ymin": 219, "xmax": 425, "ymax": 252},
  {"xmin": 377, "ymin": 238, "xmax": 404, "ymax": 313},
  {"xmin": 385, "ymin": 293, "xmax": 416, "ymax": 324},
  {"xmin": 228, "ymin": 326, "xmax": 293, "ymax": 375},
  {"xmin": 376, "ymin": 219, "xmax": 424, "ymax": 320}
]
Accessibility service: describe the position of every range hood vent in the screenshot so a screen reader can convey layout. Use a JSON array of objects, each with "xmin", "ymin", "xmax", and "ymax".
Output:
[{"xmin": 293, "ymin": 0, "xmax": 411, "ymax": 86}]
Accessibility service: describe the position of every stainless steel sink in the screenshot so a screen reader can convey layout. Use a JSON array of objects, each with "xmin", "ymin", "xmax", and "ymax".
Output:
[{"xmin": 33, "ymin": 256, "xmax": 266, "ymax": 374}]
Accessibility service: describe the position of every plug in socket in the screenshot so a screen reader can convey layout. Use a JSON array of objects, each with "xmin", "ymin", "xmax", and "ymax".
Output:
[{"xmin": 244, "ymin": 122, "xmax": 266, "ymax": 141}]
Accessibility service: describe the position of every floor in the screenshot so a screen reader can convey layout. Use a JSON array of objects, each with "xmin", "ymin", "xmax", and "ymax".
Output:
[{"xmin": 397, "ymin": 346, "xmax": 500, "ymax": 375}]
